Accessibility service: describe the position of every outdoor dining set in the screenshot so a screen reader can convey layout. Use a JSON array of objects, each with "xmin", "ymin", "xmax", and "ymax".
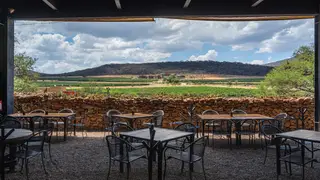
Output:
[{"xmin": 0, "ymin": 106, "xmax": 319, "ymax": 180}]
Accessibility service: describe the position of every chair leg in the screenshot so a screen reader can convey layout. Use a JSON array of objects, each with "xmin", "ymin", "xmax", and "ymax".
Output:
[
  {"xmin": 107, "ymin": 159, "xmax": 111, "ymax": 180},
  {"xmin": 263, "ymin": 147, "xmax": 268, "ymax": 164},
  {"xmin": 126, "ymin": 163, "xmax": 131, "ymax": 180},
  {"xmin": 41, "ymin": 153, "xmax": 48, "ymax": 174},
  {"xmin": 202, "ymin": 159, "xmax": 206, "ymax": 180},
  {"xmin": 302, "ymin": 165, "xmax": 305, "ymax": 180},
  {"xmin": 25, "ymin": 159, "xmax": 29, "ymax": 180},
  {"xmin": 20, "ymin": 159, "xmax": 24, "ymax": 172},
  {"xmin": 48, "ymin": 143, "xmax": 53, "ymax": 163},
  {"xmin": 189, "ymin": 163, "xmax": 193, "ymax": 180},
  {"xmin": 164, "ymin": 158, "xmax": 168, "ymax": 180},
  {"xmin": 180, "ymin": 162, "xmax": 184, "ymax": 174}
]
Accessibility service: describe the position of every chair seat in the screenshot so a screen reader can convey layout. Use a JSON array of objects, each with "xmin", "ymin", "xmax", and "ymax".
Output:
[
  {"xmin": 15, "ymin": 149, "xmax": 42, "ymax": 159},
  {"xmin": 54, "ymin": 121, "xmax": 65, "ymax": 125},
  {"xmin": 168, "ymin": 151, "xmax": 202, "ymax": 163},
  {"xmin": 112, "ymin": 153, "xmax": 146, "ymax": 163},
  {"xmin": 166, "ymin": 140, "xmax": 187, "ymax": 150},
  {"xmin": 170, "ymin": 121, "xmax": 184, "ymax": 125},
  {"xmin": 143, "ymin": 122, "xmax": 154, "ymax": 126},
  {"xmin": 268, "ymin": 145, "xmax": 300, "ymax": 151},
  {"xmin": 280, "ymin": 151, "xmax": 317, "ymax": 165},
  {"xmin": 71, "ymin": 123, "xmax": 85, "ymax": 127},
  {"xmin": 205, "ymin": 122, "xmax": 220, "ymax": 127}
]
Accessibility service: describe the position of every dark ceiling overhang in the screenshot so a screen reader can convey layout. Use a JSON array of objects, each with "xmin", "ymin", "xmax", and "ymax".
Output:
[{"xmin": 1, "ymin": 0, "xmax": 319, "ymax": 21}]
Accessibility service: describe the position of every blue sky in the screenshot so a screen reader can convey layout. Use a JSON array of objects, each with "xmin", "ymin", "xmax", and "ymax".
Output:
[{"xmin": 14, "ymin": 18, "xmax": 314, "ymax": 74}]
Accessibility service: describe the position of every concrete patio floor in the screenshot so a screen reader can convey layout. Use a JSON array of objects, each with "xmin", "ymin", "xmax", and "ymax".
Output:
[{"xmin": 5, "ymin": 132, "xmax": 320, "ymax": 180}]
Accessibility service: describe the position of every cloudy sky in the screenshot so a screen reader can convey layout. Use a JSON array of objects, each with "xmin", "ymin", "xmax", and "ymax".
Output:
[{"xmin": 14, "ymin": 18, "xmax": 314, "ymax": 74}]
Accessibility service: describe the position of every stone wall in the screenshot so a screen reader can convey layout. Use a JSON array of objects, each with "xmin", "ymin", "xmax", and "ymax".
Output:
[{"xmin": 14, "ymin": 94, "xmax": 315, "ymax": 130}]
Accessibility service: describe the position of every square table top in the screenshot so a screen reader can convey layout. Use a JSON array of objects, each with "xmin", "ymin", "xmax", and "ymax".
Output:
[
  {"xmin": 9, "ymin": 113, "xmax": 75, "ymax": 118},
  {"xmin": 112, "ymin": 113, "xmax": 154, "ymax": 119},
  {"xmin": 120, "ymin": 127, "xmax": 194, "ymax": 142},
  {"xmin": 197, "ymin": 114, "xmax": 274, "ymax": 121},
  {"xmin": 276, "ymin": 129, "xmax": 320, "ymax": 143}
]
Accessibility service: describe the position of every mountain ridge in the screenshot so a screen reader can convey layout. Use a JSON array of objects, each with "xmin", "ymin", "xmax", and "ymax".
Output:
[{"xmin": 40, "ymin": 61, "xmax": 273, "ymax": 77}]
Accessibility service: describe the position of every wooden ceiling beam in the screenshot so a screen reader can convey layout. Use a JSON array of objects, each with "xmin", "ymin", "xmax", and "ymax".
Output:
[
  {"xmin": 183, "ymin": 0, "xmax": 192, "ymax": 8},
  {"xmin": 252, "ymin": 0, "xmax": 265, "ymax": 7},
  {"xmin": 115, "ymin": 0, "xmax": 122, "ymax": 9},
  {"xmin": 42, "ymin": 0, "xmax": 58, "ymax": 10}
]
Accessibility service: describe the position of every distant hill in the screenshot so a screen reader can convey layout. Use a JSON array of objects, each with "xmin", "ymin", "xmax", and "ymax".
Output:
[
  {"xmin": 265, "ymin": 58, "xmax": 293, "ymax": 67},
  {"xmin": 41, "ymin": 61, "xmax": 273, "ymax": 77}
]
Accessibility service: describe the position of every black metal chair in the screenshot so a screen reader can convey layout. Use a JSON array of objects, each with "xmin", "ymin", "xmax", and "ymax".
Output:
[
  {"xmin": 29, "ymin": 116, "xmax": 47, "ymax": 133},
  {"xmin": 164, "ymin": 136, "xmax": 208, "ymax": 180},
  {"xmin": 260, "ymin": 124, "xmax": 299, "ymax": 165},
  {"xmin": 107, "ymin": 109, "xmax": 127, "ymax": 125},
  {"xmin": 0, "ymin": 127, "xmax": 15, "ymax": 180},
  {"xmin": 279, "ymin": 138, "xmax": 318, "ymax": 180},
  {"xmin": 16, "ymin": 131, "xmax": 47, "ymax": 180},
  {"xmin": 0, "ymin": 116, "xmax": 22, "ymax": 128},
  {"xmin": 106, "ymin": 135, "xmax": 146, "ymax": 180},
  {"xmin": 70, "ymin": 110, "xmax": 87, "ymax": 138},
  {"xmin": 112, "ymin": 123, "xmax": 144, "ymax": 150},
  {"xmin": 29, "ymin": 109, "xmax": 46, "ymax": 114},
  {"xmin": 202, "ymin": 110, "xmax": 219, "ymax": 137},
  {"xmin": 166, "ymin": 123, "xmax": 196, "ymax": 151},
  {"xmin": 55, "ymin": 109, "xmax": 75, "ymax": 138},
  {"xmin": 143, "ymin": 110, "xmax": 165, "ymax": 127},
  {"xmin": 211, "ymin": 119, "xmax": 233, "ymax": 149},
  {"xmin": 233, "ymin": 109, "xmax": 257, "ymax": 145}
]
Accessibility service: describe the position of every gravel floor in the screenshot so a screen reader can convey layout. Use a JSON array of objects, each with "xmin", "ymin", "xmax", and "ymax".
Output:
[{"xmin": 5, "ymin": 132, "xmax": 320, "ymax": 180}]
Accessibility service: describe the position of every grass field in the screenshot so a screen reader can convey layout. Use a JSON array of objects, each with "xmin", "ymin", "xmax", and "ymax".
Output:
[
  {"xmin": 71, "ymin": 86, "xmax": 261, "ymax": 97},
  {"xmin": 38, "ymin": 77, "xmax": 156, "ymax": 82},
  {"xmin": 36, "ymin": 81, "xmax": 150, "ymax": 87}
]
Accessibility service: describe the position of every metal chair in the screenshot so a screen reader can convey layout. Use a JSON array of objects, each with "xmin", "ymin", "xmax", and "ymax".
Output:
[
  {"xmin": 29, "ymin": 116, "xmax": 47, "ymax": 133},
  {"xmin": 164, "ymin": 136, "xmax": 208, "ymax": 180},
  {"xmin": 260, "ymin": 124, "xmax": 299, "ymax": 164},
  {"xmin": 112, "ymin": 123, "xmax": 144, "ymax": 149},
  {"xmin": 233, "ymin": 109, "xmax": 257, "ymax": 145},
  {"xmin": 0, "ymin": 116, "xmax": 22, "ymax": 128},
  {"xmin": 279, "ymin": 138, "xmax": 318, "ymax": 180},
  {"xmin": 202, "ymin": 110, "xmax": 219, "ymax": 137},
  {"xmin": 54, "ymin": 109, "xmax": 75, "ymax": 138},
  {"xmin": 29, "ymin": 109, "xmax": 46, "ymax": 114},
  {"xmin": 143, "ymin": 110, "xmax": 165, "ymax": 127},
  {"xmin": 211, "ymin": 119, "xmax": 233, "ymax": 149},
  {"xmin": 70, "ymin": 110, "xmax": 87, "ymax": 138},
  {"xmin": 166, "ymin": 123, "xmax": 196, "ymax": 151},
  {"xmin": 107, "ymin": 109, "xmax": 127, "ymax": 125},
  {"xmin": 16, "ymin": 131, "xmax": 48, "ymax": 180},
  {"xmin": 106, "ymin": 135, "xmax": 146, "ymax": 180}
]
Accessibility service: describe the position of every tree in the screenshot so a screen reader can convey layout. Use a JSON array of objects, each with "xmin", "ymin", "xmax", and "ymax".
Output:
[
  {"xmin": 259, "ymin": 45, "xmax": 314, "ymax": 97},
  {"xmin": 14, "ymin": 53, "xmax": 38, "ymax": 92}
]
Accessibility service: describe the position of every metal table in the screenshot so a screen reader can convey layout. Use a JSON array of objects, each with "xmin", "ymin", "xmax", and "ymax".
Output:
[
  {"xmin": 9, "ymin": 113, "xmax": 75, "ymax": 141},
  {"xmin": 112, "ymin": 113, "xmax": 154, "ymax": 128},
  {"xmin": 197, "ymin": 114, "xmax": 274, "ymax": 145},
  {"xmin": 1, "ymin": 128, "xmax": 33, "ymax": 171},
  {"xmin": 120, "ymin": 128, "xmax": 194, "ymax": 180},
  {"xmin": 275, "ymin": 130, "xmax": 320, "ymax": 177}
]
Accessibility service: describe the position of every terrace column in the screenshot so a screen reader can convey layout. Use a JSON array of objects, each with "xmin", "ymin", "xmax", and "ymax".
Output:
[
  {"xmin": 315, "ymin": 14, "xmax": 320, "ymax": 131},
  {"xmin": 0, "ymin": 8, "xmax": 14, "ymax": 115}
]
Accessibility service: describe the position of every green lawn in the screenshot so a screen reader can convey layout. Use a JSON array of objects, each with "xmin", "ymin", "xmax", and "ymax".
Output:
[
  {"xmin": 107, "ymin": 86, "xmax": 260, "ymax": 97},
  {"xmin": 182, "ymin": 78, "xmax": 264, "ymax": 84},
  {"xmin": 36, "ymin": 81, "xmax": 150, "ymax": 87}
]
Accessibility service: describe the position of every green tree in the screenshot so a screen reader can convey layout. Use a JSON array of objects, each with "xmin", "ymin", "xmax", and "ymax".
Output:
[
  {"xmin": 164, "ymin": 74, "xmax": 180, "ymax": 85},
  {"xmin": 14, "ymin": 53, "xmax": 38, "ymax": 92},
  {"xmin": 259, "ymin": 45, "xmax": 314, "ymax": 97}
]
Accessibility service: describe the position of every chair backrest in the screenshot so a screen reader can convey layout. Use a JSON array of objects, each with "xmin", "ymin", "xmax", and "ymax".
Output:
[
  {"xmin": 212, "ymin": 119, "xmax": 233, "ymax": 134},
  {"xmin": 106, "ymin": 109, "xmax": 121, "ymax": 124},
  {"xmin": 261, "ymin": 124, "xmax": 282, "ymax": 145},
  {"xmin": 188, "ymin": 136, "xmax": 207, "ymax": 158},
  {"xmin": 152, "ymin": 110, "xmax": 164, "ymax": 127},
  {"xmin": 112, "ymin": 123, "xmax": 134, "ymax": 137},
  {"xmin": 59, "ymin": 108, "xmax": 74, "ymax": 113},
  {"xmin": 0, "ymin": 116, "xmax": 22, "ymax": 129},
  {"xmin": 106, "ymin": 135, "xmax": 131, "ymax": 160},
  {"xmin": 273, "ymin": 113, "xmax": 288, "ymax": 129},
  {"xmin": 232, "ymin": 109, "xmax": 247, "ymax": 114},
  {"xmin": 30, "ymin": 116, "xmax": 47, "ymax": 133},
  {"xmin": 25, "ymin": 131, "xmax": 46, "ymax": 152},
  {"xmin": 175, "ymin": 123, "xmax": 196, "ymax": 133},
  {"xmin": 29, "ymin": 109, "xmax": 46, "ymax": 114},
  {"xmin": 202, "ymin": 110, "xmax": 219, "ymax": 115}
]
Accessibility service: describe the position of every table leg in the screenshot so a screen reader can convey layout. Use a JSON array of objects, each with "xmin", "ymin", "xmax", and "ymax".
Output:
[
  {"xmin": 301, "ymin": 140, "xmax": 305, "ymax": 179},
  {"xmin": 157, "ymin": 142, "xmax": 163, "ymax": 180},
  {"xmin": 64, "ymin": 118, "xmax": 67, "ymax": 141},
  {"xmin": 235, "ymin": 121, "xmax": 241, "ymax": 146},
  {"xmin": 120, "ymin": 135, "xmax": 124, "ymax": 173},
  {"xmin": 275, "ymin": 137, "xmax": 281, "ymax": 177},
  {"xmin": 8, "ymin": 145, "xmax": 17, "ymax": 172},
  {"xmin": 202, "ymin": 120, "xmax": 205, "ymax": 137},
  {"xmin": 189, "ymin": 134, "xmax": 195, "ymax": 172}
]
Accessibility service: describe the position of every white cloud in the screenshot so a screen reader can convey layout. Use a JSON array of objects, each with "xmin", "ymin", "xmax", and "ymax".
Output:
[
  {"xmin": 188, "ymin": 50, "xmax": 218, "ymax": 61},
  {"xmin": 250, "ymin": 60, "xmax": 264, "ymax": 65}
]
